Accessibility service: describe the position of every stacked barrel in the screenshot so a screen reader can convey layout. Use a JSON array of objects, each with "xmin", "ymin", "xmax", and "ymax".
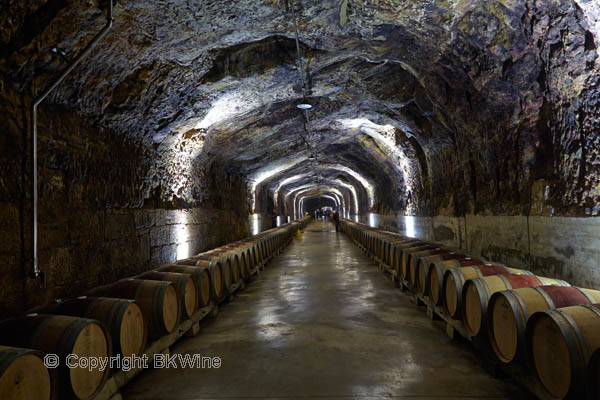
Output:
[
  {"xmin": 0, "ymin": 216, "xmax": 311, "ymax": 400},
  {"xmin": 340, "ymin": 218, "xmax": 600, "ymax": 400}
]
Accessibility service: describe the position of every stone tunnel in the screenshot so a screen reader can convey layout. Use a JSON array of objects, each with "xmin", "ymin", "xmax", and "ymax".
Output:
[{"xmin": 0, "ymin": 1, "xmax": 599, "ymax": 399}]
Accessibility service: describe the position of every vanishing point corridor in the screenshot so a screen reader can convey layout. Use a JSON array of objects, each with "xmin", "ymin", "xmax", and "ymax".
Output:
[
  {"xmin": 123, "ymin": 220, "xmax": 524, "ymax": 400},
  {"xmin": 3, "ymin": 2, "xmax": 600, "ymax": 399}
]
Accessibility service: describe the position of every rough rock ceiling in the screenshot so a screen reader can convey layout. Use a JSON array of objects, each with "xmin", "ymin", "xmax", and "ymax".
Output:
[{"xmin": 1, "ymin": 0, "xmax": 599, "ymax": 216}]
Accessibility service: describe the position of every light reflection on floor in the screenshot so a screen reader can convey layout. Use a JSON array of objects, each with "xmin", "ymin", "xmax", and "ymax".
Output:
[{"xmin": 123, "ymin": 219, "xmax": 529, "ymax": 400}]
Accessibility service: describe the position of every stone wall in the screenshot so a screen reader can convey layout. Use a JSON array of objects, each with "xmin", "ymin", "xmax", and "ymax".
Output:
[
  {"xmin": 0, "ymin": 87, "xmax": 251, "ymax": 316},
  {"xmin": 248, "ymin": 213, "xmax": 280, "ymax": 236},
  {"xmin": 354, "ymin": 213, "xmax": 600, "ymax": 290},
  {"xmin": 0, "ymin": 205, "xmax": 249, "ymax": 315}
]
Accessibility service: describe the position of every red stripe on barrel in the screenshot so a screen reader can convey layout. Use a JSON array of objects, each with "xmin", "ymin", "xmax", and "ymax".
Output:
[
  {"xmin": 479, "ymin": 265, "xmax": 509, "ymax": 276},
  {"xmin": 504, "ymin": 274, "xmax": 542, "ymax": 289},
  {"xmin": 544, "ymin": 286, "xmax": 592, "ymax": 308}
]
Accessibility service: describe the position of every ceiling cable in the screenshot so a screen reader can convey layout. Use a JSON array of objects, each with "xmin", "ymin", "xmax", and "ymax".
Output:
[
  {"xmin": 290, "ymin": 0, "xmax": 307, "ymax": 98},
  {"xmin": 290, "ymin": 0, "xmax": 321, "ymax": 191}
]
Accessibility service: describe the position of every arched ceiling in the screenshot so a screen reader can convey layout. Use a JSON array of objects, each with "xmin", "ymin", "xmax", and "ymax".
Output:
[
  {"xmin": 302, "ymin": 196, "xmax": 337, "ymax": 215},
  {"xmin": 2, "ymin": 0, "xmax": 599, "ymax": 216}
]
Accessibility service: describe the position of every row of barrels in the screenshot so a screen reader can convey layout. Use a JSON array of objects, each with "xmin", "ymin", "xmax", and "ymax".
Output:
[
  {"xmin": 0, "ymin": 216, "xmax": 311, "ymax": 400},
  {"xmin": 340, "ymin": 218, "xmax": 600, "ymax": 400}
]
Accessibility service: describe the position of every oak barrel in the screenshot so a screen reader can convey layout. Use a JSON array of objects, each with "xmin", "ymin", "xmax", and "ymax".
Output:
[
  {"xmin": 0, "ymin": 346, "xmax": 52, "ymax": 400},
  {"xmin": 461, "ymin": 274, "xmax": 570, "ymax": 337},
  {"xmin": 410, "ymin": 248, "xmax": 449, "ymax": 287},
  {"xmin": 0, "ymin": 315, "xmax": 110, "ymax": 400},
  {"xmin": 443, "ymin": 264, "xmax": 529, "ymax": 319},
  {"xmin": 417, "ymin": 253, "xmax": 465, "ymax": 296},
  {"xmin": 428, "ymin": 258, "xmax": 486, "ymax": 306},
  {"xmin": 39, "ymin": 297, "xmax": 147, "ymax": 357},
  {"xmin": 230, "ymin": 253, "xmax": 242, "ymax": 284},
  {"xmin": 196, "ymin": 254, "xmax": 232, "ymax": 295},
  {"xmin": 138, "ymin": 271, "xmax": 197, "ymax": 319},
  {"xmin": 388, "ymin": 238, "xmax": 418, "ymax": 268},
  {"xmin": 488, "ymin": 286, "xmax": 600, "ymax": 363},
  {"xmin": 400, "ymin": 244, "xmax": 436, "ymax": 282},
  {"xmin": 88, "ymin": 279, "xmax": 179, "ymax": 338},
  {"xmin": 192, "ymin": 259, "xmax": 224, "ymax": 301},
  {"xmin": 526, "ymin": 304, "xmax": 600, "ymax": 400},
  {"xmin": 237, "ymin": 250, "xmax": 249, "ymax": 281},
  {"xmin": 390, "ymin": 240, "xmax": 422, "ymax": 275},
  {"xmin": 158, "ymin": 264, "xmax": 211, "ymax": 308},
  {"xmin": 213, "ymin": 246, "xmax": 243, "ymax": 281}
]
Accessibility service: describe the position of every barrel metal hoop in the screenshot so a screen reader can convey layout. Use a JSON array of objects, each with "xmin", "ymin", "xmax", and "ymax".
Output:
[
  {"xmin": 502, "ymin": 290, "xmax": 530, "ymax": 345},
  {"xmin": 525, "ymin": 309, "xmax": 586, "ymax": 399},
  {"xmin": 106, "ymin": 301, "xmax": 124, "ymax": 351},
  {"xmin": 496, "ymin": 274, "xmax": 513, "ymax": 291},
  {"xmin": 574, "ymin": 288, "xmax": 597, "ymax": 305},
  {"xmin": 581, "ymin": 304, "xmax": 600, "ymax": 319},
  {"xmin": 0, "ymin": 348, "xmax": 30, "ymax": 374},
  {"xmin": 517, "ymin": 269, "xmax": 529, "ymax": 275},
  {"xmin": 465, "ymin": 279, "xmax": 492, "ymax": 333},
  {"xmin": 532, "ymin": 286, "xmax": 556, "ymax": 309},
  {"xmin": 446, "ymin": 270, "xmax": 464, "ymax": 316},
  {"xmin": 153, "ymin": 283, "xmax": 166, "ymax": 332},
  {"xmin": 62, "ymin": 318, "xmax": 90, "ymax": 359},
  {"xmin": 476, "ymin": 278, "xmax": 493, "ymax": 302},
  {"xmin": 555, "ymin": 308, "xmax": 591, "ymax": 367},
  {"xmin": 454, "ymin": 270, "xmax": 466, "ymax": 289}
]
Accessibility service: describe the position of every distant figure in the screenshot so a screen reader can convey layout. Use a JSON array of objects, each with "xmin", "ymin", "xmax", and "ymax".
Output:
[{"xmin": 332, "ymin": 210, "xmax": 340, "ymax": 232}]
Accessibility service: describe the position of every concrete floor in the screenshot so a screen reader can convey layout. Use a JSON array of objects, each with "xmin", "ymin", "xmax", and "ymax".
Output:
[{"xmin": 124, "ymin": 219, "xmax": 526, "ymax": 400}]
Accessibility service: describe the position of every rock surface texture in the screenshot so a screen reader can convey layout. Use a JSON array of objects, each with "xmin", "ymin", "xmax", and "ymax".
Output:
[{"xmin": 0, "ymin": 0, "xmax": 599, "ymax": 312}]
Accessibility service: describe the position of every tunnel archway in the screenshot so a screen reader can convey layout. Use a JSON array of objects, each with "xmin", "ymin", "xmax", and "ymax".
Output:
[
  {"xmin": 1, "ymin": 0, "xmax": 599, "ymax": 316},
  {"xmin": 2, "ymin": 2, "xmax": 600, "ymax": 399}
]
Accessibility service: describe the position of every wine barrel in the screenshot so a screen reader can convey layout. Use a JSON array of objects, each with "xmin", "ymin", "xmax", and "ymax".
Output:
[
  {"xmin": 373, "ymin": 235, "xmax": 383, "ymax": 260},
  {"xmin": 213, "ymin": 246, "xmax": 243, "ymax": 281},
  {"xmin": 38, "ymin": 297, "xmax": 147, "ymax": 357},
  {"xmin": 196, "ymin": 254, "xmax": 232, "ymax": 294},
  {"xmin": 175, "ymin": 258, "xmax": 197, "ymax": 266},
  {"xmin": 0, "ymin": 346, "xmax": 53, "ymax": 400},
  {"xmin": 158, "ymin": 265, "xmax": 211, "ymax": 308},
  {"xmin": 88, "ymin": 279, "xmax": 179, "ymax": 338},
  {"xmin": 0, "ymin": 315, "xmax": 110, "ymax": 400},
  {"xmin": 237, "ymin": 250, "xmax": 249, "ymax": 281},
  {"xmin": 417, "ymin": 253, "xmax": 466, "ymax": 296},
  {"xmin": 138, "ymin": 271, "xmax": 197, "ymax": 319},
  {"xmin": 192, "ymin": 259, "xmax": 224, "ymax": 301},
  {"xmin": 379, "ymin": 235, "xmax": 397, "ymax": 261},
  {"xmin": 388, "ymin": 238, "xmax": 417, "ymax": 268},
  {"xmin": 247, "ymin": 245, "xmax": 258, "ymax": 269},
  {"xmin": 428, "ymin": 258, "xmax": 486, "ymax": 306},
  {"xmin": 390, "ymin": 240, "xmax": 424, "ymax": 275},
  {"xmin": 409, "ymin": 248, "xmax": 449, "ymax": 287},
  {"xmin": 247, "ymin": 245, "xmax": 258, "ymax": 270},
  {"xmin": 526, "ymin": 304, "xmax": 600, "ymax": 400},
  {"xmin": 245, "ymin": 240, "xmax": 264, "ymax": 264},
  {"xmin": 218, "ymin": 250, "xmax": 242, "ymax": 282},
  {"xmin": 401, "ymin": 244, "xmax": 437, "ymax": 283},
  {"xmin": 443, "ymin": 264, "xmax": 529, "ymax": 319},
  {"xmin": 462, "ymin": 275, "xmax": 570, "ymax": 337},
  {"xmin": 381, "ymin": 237, "xmax": 393, "ymax": 265},
  {"xmin": 488, "ymin": 286, "xmax": 600, "ymax": 364},
  {"xmin": 230, "ymin": 253, "xmax": 242, "ymax": 284}
]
